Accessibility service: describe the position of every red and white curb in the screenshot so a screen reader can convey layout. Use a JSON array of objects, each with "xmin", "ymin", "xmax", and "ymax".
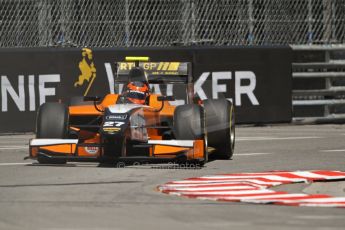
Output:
[{"xmin": 157, "ymin": 170, "xmax": 345, "ymax": 208}]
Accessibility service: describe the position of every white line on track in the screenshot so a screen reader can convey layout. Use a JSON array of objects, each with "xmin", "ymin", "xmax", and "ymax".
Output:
[
  {"xmin": 0, "ymin": 163, "xmax": 31, "ymax": 166},
  {"xmin": 0, "ymin": 146, "xmax": 27, "ymax": 150},
  {"xmin": 234, "ymin": 153, "xmax": 272, "ymax": 156},
  {"xmin": 0, "ymin": 147, "xmax": 27, "ymax": 150},
  {"xmin": 320, "ymin": 149, "xmax": 345, "ymax": 153},
  {"xmin": 237, "ymin": 136, "xmax": 321, "ymax": 141}
]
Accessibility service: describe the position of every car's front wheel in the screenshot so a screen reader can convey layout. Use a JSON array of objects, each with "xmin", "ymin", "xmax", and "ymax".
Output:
[
  {"xmin": 173, "ymin": 104, "xmax": 208, "ymax": 164},
  {"xmin": 36, "ymin": 102, "xmax": 69, "ymax": 164}
]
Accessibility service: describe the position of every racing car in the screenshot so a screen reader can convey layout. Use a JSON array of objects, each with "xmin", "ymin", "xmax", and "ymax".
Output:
[{"xmin": 28, "ymin": 57, "xmax": 235, "ymax": 166}]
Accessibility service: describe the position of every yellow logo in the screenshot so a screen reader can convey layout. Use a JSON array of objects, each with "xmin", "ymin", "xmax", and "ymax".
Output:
[
  {"xmin": 103, "ymin": 127, "xmax": 121, "ymax": 132},
  {"xmin": 74, "ymin": 48, "xmax": 96, "ymax": 96},
  {"xmin": 118, "ymin": 62, "xmax": 180, "ymax": 71}
]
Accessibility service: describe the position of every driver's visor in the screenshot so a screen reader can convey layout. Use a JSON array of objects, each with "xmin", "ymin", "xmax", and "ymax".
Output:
[{"xmin": 126, "ymin": 91, "xmax": 147, "ymax": 100}]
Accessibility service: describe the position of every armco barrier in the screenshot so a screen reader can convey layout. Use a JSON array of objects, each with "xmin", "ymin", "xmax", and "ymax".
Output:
[
  {"xmin": 292, "ymin": 45, "xmax": 345, "ymax": 124},
  {"xmin": 0, "ymin": 47, "xmax": 292, "ymax": 132}
]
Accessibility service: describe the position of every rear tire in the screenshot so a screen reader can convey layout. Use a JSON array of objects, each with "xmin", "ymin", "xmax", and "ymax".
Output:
[
  {"xmin": 204, "ymin": 99, "xmax": 235, "ymax": 160},
  {"xmin": 36, "ymin": 102, "xmax": 68, "ymax": 164}
]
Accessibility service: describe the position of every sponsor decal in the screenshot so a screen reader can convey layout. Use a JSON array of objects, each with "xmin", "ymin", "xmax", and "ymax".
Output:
[
  {"xmin": 84, "ymin": 146, "xmax": 99, "ymax": 155},
  {"xmin": 74, "ymin": 48, "xmax": 97, "ymax": 96},
  {"xmin": 105, "ymin": 63, "xmax": 259, "ymax": 106},
  {"xmin": 0, "ymin": 74, "xmax": 61, "ymax": 112},
  {"xmin": 117, "ymin": 62, "xmax": 187, "ymax": 76},
  {"xmin": 194, "ymin": 71, "xmax": 259, "ymax": 106},
  {"xmin": 106, "ymin": 114, "xmax": 127, "ymax": 120},
  {"xmin": 102, "ymin": 127, "xmax": 121, "ymax": 132}
]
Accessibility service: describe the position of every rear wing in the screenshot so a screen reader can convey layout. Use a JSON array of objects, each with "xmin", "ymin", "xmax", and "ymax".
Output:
[{"xmin": 116, "ymin": 60, "xmax": 192, "ymax": 84}]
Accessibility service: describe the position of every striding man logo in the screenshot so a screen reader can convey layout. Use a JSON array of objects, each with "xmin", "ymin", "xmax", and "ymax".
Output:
[{"xmin": 74, "ymin": 48, "xmax": 97, "ymax": 96}]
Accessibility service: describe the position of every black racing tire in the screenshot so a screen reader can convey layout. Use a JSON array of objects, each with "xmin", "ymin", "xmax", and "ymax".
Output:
[
  {"xmin": 36, "ymin": 102, "xmax": 69, "ymax": 164},
  {"xmin": 203, "ymin": 99, "xmax": 235, "ymax": 160},
  {"xmin": 69, "ymin": 96, "xmax": 93, "ymax": 106},
  {"xmin": 173, "ymin": 104, "xmax": 208, "ymax": 165},
  {"xmin": 36, "ymin": 102, "xmax": 69, "ymax": 138},
  {"xmin": 173, "ymin": 104, "xmax": 203, "ymax": 140}
]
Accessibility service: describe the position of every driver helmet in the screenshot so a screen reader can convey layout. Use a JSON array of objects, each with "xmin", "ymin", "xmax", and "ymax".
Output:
[
  {"xmin": 124, "ymin": 81, "xmax": 150, "ymax": 104},
  {"xmin": 123, "ymin": 67, "xmax": 150, "ymax": 104}
]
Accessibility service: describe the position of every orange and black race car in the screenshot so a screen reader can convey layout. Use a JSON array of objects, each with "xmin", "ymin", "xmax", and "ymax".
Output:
[{"xmin": 28, "ymin": 57, "xmax": 235, "ymax": 166}]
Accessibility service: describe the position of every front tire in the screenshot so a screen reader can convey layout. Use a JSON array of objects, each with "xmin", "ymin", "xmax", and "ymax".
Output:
[
  {"xmin": 36, "ymin": 102, "xmax": 68, "ymax": 164},
  {"xmin": 173, "ymin": 104, "xmax": 208, "ymax": 164},
  {"xmin": 173, "ymin": 104, "xmax": 203, "ymax": 140},
  {"xmin": 36, "ymin": 103, "xmax": 69, "ymax": 139}
]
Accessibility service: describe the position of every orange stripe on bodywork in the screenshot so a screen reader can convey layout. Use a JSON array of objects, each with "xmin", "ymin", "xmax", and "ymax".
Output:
[
  {"xmin": 40, "ymin": 144, "xmax": 76, "ymax": 155},
  {"xmin": 69, "ymin": 105, "xmax": 101, "ymax": 116},
  {"xmin": 193, "ymin": 140, "xmax": 205, "ymax": 159},
  {"xmin": 30, "ymin": 147, "xmax": 39, "ymax": 157},
  {"xmin": 70, "ymin": 127, "xmax": 80, "ymax": 132},
  {"xmin": 148, "ymin": 95, "xmax": 175, "ymax": 116},
  {"xmin": 153, "ymin": 145, "xmax": 189, "ymax": 155},
  {"xmin": 153, "ymin": 139, "xmax": 205, "ymax": 160}
]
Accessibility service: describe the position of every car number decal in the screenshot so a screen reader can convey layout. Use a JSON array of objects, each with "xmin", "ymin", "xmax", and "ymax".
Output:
[{"xmin": 103, "ymin": 121, "xmax": 125, "ymax": 127}]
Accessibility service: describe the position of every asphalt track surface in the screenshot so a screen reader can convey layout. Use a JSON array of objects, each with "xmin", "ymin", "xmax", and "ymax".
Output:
[{"xmin": 0, "ymin": 125, "xmax": 345, "ymax": 230}]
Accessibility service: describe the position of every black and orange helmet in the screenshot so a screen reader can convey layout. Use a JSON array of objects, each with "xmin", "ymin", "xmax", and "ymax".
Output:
[
  {"xmin": 123, "ymin": 66, "xmax": 150, "ymax": 104},
  {"xmin": 124, "ymin": 81, "xmax": 150, "ymax": 104}
]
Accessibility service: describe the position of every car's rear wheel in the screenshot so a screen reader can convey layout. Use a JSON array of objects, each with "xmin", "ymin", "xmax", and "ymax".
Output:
[
  {"xmin": 173, "ymin": 104, "xmax": 207, "ymax": 165},
  {"xmin": 204, "ymin": 99, "xmax": 235, "ymax": 160},
  {"xmin": 36, "ymin": 102, "xmax": 68, "ymax": 164}
]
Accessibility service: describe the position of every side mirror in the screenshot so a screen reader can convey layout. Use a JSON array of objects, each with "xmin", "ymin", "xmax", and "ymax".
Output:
[{"xmin": 157, "ymin": 96, "xmax": 175, "ymax": 101}]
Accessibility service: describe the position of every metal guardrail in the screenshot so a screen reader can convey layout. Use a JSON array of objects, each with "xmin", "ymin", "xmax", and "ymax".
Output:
[
  {"xmin": 293, "ymin": 99, "xmax": 345, "ymax": 106},
  {"xmin": 290, "ymin": 45, "xmax": 345, "ymax": 51},
  {"xmin": 293, "ymin": 88, "xmax": 345, "ymax": 97},
  {"xmin": 293, "ymin": 72, "xmax": 345, "ymax": 78},
  {"xmin": 292, "ymin": 45, "xmax": 345, "ymax": 124},
  {"xmin": 293, "ymin": 62, "xmax": 345, "ymax": 69}
]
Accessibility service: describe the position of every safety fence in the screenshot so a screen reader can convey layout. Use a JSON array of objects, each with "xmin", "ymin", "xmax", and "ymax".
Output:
[
  {"xmin": 0, "ymin": 0, "xmax": 344, "ymax": 48},
  {"xmin": 292, "ymin": 45, "xmax": 345, "ymax": 123}
]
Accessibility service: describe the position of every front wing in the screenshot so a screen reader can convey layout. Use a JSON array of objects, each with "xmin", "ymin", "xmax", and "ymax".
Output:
[{"xmin": 28, "ymin": 139, "xmax": 206, "ymax": 164}]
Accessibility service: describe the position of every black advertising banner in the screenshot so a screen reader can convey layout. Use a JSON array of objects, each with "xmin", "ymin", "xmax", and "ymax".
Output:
[
  {"xmin": 193, "ymin": 47, "xmax": 292, "ymax": 123},
  {"xmin": 0, "ymin": 47, "xmax": 292, "ymax": 132},
  {"xmin": 0, "ymin": 48, "xmax": 110, "ymax": 132}
]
